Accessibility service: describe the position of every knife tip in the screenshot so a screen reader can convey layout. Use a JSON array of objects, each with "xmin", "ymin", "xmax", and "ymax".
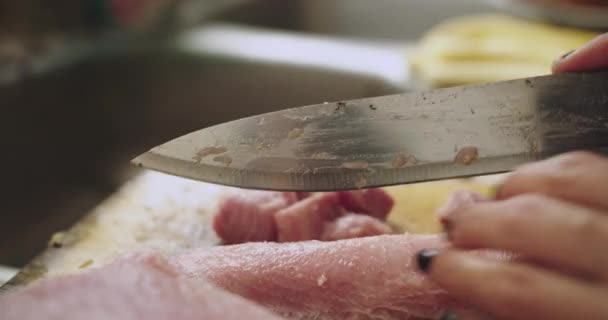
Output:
[{"xmin": 130, "ymin": 153, "xmax": 147, "ymax": 168}]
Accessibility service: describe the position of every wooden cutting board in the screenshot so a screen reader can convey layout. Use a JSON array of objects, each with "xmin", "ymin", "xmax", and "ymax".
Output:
[{"xmin": 0, "ymin": 170, "xmax": 502, "ymax": 294}]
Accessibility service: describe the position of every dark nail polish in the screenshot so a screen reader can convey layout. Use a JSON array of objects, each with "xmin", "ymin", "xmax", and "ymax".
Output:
[
  {"xmin": 416, "ymin": 249, "xmax": 439, "ymax": 273},
  {"xmin": 440, "ymin": 311, "xmax": 459, "ymax": 320},
  {"xmin": 560, "ymin": 50, "xmax": 575, "ymax": 60}
]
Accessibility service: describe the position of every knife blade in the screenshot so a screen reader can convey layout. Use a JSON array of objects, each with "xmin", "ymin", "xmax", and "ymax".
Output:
[{"xmin": 132, "ymin": 71, "xmax": 608, "ymax": 191}]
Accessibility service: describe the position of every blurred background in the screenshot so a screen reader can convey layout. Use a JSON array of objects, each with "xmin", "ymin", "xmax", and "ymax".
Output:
[{"xmin": 0, "ymin": 0, "xmax": 605, "ymax": 278}]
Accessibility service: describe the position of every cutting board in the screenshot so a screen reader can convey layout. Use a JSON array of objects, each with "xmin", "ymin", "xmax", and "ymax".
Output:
[{"xmin": 0, "ymin": 170, "xmax": 502, "ymax": 293}]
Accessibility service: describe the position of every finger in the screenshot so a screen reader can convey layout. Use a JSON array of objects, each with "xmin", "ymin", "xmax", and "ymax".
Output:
[
  {"xmin": 552, "ymin": 33, "xmax": 608, "ymax": 73},
  {"xmin": 496, "ymin": 151, "xmax": 608, "ymax": 211},
  {"xmin": 443, "ymin": 193, "xmax": 608, "ymax": 280},
  {"xmin": 419, "ymin": 249, "xmax": 608, "ymax": 320},
  {"xmin": 437, "ymin": 190, "xmax": 489, "ymax": 222}
]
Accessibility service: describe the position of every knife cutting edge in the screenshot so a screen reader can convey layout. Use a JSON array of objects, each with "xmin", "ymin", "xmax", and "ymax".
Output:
[{"xmin": 132, "ymin": 71, "xmax": 608, "ymax": 191}]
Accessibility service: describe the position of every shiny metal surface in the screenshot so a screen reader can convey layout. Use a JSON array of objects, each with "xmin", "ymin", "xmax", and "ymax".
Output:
[{"xmin": 133, "ymin": 71, "xmax": 608, "ymax": 191}]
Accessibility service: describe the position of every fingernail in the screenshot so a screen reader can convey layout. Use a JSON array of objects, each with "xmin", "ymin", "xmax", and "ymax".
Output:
[
  {"xmin": 440, "ymin": 311, "xmax": 459, "ymax": 320},
  {"xmin": 560, "ymin": 49, "xmax": 575, "ymax": 60},
  {"xmin": 416, "ymin": 249, "xmax": 439, "ymax": 273},
  {"xmin": 553, "ymin": 50, "xmax": 575, "ymax": 67}
]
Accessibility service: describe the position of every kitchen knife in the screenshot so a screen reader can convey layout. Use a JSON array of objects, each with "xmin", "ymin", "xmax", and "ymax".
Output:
[{"xmin": 132, "ymin": 71, "xmax": 608, "ymax": 191}]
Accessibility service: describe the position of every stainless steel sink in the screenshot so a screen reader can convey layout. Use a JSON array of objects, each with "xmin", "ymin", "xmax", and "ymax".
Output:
[{"xmin": 0, "ymin": 22, "xmax": 410, "ymax": 266}]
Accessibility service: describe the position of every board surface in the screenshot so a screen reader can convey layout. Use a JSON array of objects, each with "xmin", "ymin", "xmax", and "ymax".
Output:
[{"xmin": 0, "ymin": 170, "xmax": 501, "ymax": 294}]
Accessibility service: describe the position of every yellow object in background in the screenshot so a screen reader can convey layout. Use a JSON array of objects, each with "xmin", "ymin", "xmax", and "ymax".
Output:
[
  {"xmin": 412, "ymin": 14, "xmax": 598, "ymax": 88},
  {"xmin": 384, "ymin": 180, "xmax": 496, "ymax": 234}
]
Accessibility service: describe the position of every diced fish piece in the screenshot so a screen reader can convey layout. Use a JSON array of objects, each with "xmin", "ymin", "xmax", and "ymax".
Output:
[
  {"xmin": 337, "ymin": 189, "xmax": 394, "ymax": 220},
  {"xmin": 275, "ymin": 193, "xmax": 344, "ymax": 242},
  {"xmin": 213, "ymin": 189, "xmax": 395, "ymax": 244},
  {"xmin": 213, "ymin": 191, "xmax": 299, "ymax": 244},
  {"xmin": 320, "ymin": 214, "xmax": 393, "ymax": 241}
]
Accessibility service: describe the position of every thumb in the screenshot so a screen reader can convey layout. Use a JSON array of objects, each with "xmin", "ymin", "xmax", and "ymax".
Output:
[{"xmin": 552, "ymin": 33, "xmax": 608, "ymax": 73}]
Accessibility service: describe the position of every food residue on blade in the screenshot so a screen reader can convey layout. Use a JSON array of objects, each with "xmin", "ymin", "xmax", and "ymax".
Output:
[
  {"xmin": 391, "ymin": 153, "xmax": 417, "ymax": 168},
  {"xmin": 454, "ymin": 146, "xmax": 479, "ymax": 165},
  {"xmin": 284, "ymin": 166, "xmax": 312, "ymax": 174},
  {"xmin": 213, "ymin": 155, "xmax": 233, "ymax": 167},
  {"xmin": 287, "ymin": 128, "xmax": 304, "ymax": 140},
  {"xmin": 317, "ymin": 273, "xmax": 327, "ymax": 287},
  {"xmin": 335, "ymin": 101, "xmax": 346, "ymax": 111},
  {"xmin": 255, "ymin": 142, "xmax": 272, "ymax": 150},
  {"xmin": 310, "ymin": 152, "xmax": 338, "ymax": 160},
  {"xmin": 79, "ymin": 259, "xmax": 93, "ymax": 269},
  {"xmin": 48, "ymin": 232, "xmax": 66, "ymax": 248},
  {"xmin": 193, "ymin": 146, "xmax": 228, "ymax": 162},
  {"xmin": 355, "ymin": 177, "xmax": 367, "ymax": 189},
  {"xmin": 342, "ymin": 161, "xmax": 369, "ymax": 170}
]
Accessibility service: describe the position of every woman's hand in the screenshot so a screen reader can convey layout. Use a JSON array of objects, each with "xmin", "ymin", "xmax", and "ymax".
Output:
[{"xmin": 416, "ymin": 33, "xmax": 608, "ymax": 320}]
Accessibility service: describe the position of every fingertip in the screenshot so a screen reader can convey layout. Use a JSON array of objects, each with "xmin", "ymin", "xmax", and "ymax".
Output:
[
  {"xmin": 421, "ymin": 250, "xmax": 491, "ymax": 299},
  {"xmin": 551, "ymin": 33, "xmax": 608, "ymax": 73},
  {"xmin": 423, "ymin": 249, "xmax": 465, "ymax": 277},
  {"xmin": 437, "ymin": 190, "xmax": 488, "ymax": 221},
  {"xmin": 551, "ymin": 49, "xmax": 576, "ymax": 74},
  {"xmin": 496, "ymin": 151, "xmax": 607, "ymax": 201},
  {"xmin": 416, "ymin": 249, "xmax": 440, "ymax": 273},
  {"xmin": 493, "ymin": 170, "xmax": 536, "ymax": 200},
  {"xmin": 437, "ymin": 192, "xmax": 471, "ymax": 242},
  {"xmin": 430, "ymin": 250, "xmax": 608, "ymax": 320}
]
